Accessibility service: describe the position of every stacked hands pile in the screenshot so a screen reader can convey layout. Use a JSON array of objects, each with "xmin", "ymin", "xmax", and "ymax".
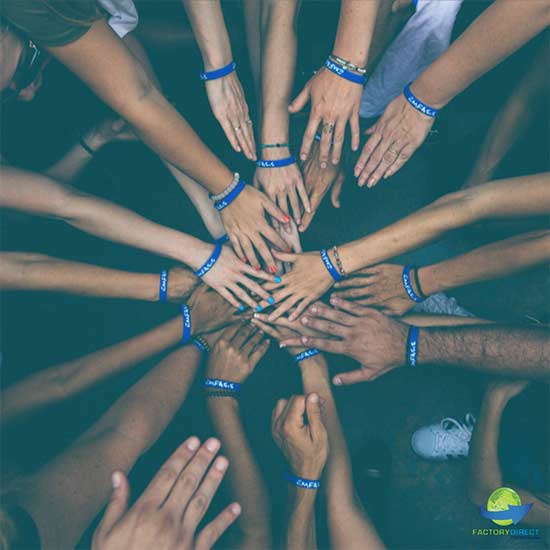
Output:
[{"xmin": 2, "ymin": 0, "xmax": 549, "ymax": 547}]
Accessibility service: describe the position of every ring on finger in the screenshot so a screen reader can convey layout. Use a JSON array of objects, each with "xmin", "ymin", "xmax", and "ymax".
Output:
[
  {"xmin": 234, "ymin": 125, "xmax": 242, "ymax": 133},
  {"xmin": 245, "ymin": 118, "xmax": 253, "ymax": 125},
  {"xmin": 322, "ymin": 122, "xmax": 335, "ymax": 134}
]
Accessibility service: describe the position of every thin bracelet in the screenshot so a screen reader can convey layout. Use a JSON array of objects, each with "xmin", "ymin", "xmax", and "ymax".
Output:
[
  {"xmin": 332, "ymin": 246, "xmax": 347, "ymax": 277},
  {"xmin": 193, "ymin": 336, "xmax": 210, "ymax": 354},
  {"xmin": 324, "ymin": 59, "xmax": 366, "ymax": 86},
  {"xmin": 294, "ymin": 349, "xmax": 321, "ymax": 363},
  {"xmin": 403, "ymin": 83, "xmax": 439, "ymax": 118},
  {"xmin": 194, "ymin": 242, "xmax": 223, "ymax": 278},
  {"xmin": 260, "ymin": 142, "xmax": 289, "ymax": 149},
  {"xmin": 205, "ymin": 390, "xmax": 239, "ymax": 399},
  {"xmin": 79, "ymin": 136, "xmax": 95, "ymax": 156},
  {"xmin": 402, "ymin": 265, "xmax": 425, "ymax": 303},
  {"xmin": 256, "ymin": 157, "xmax": 296, "ymax": 169},
  {"xmin": 406, "ymin": 325, "xmax": 419, "ymax": 366},
  {"xmin": 181, "ymin": 304, "xmax": 192, "ymax": 345},
  {"xmin": 412, "ymin": 267, "xmax": 428, "ymax": 300},
  {"xmin": 159, "ymin": 270, "xmax": 168, "ymax": 302},
  {"xmin": 200, "ymin": 61, "xmax": 236, "ymax": 81},
  {"xmin": 204, "ymin": 377, "xmax": 241, "ymax": 392},
  {"xmin": 209, "ymin": 172, "xmax": 240, "ymax": 202},
  {"xmin": 284, "ymin": 472, "xmax": 320, "ymax": 490},
  {"xmin": 328, "ymin": 54, "xmax": 367, "ymax": 75},
  {"xmin": 320, "ymin": 249, "xmax": 342, "ymax": 282},
  {"xmin": 214, "ymin": 180, "xmax": 246, "ymax": 211}
]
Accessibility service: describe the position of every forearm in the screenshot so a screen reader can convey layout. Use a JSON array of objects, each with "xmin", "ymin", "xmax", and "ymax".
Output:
[
  {"xmin": 208, "ymin": 398, "xmax": 271, "ymax": 546},
  {"xmin": 468, "ymin": 390, "xmax": 506, "ymax": 502},
  {"xmin": 183, "ymin": 0, "xmax": 232, "ymax": 70},
  {"xmin": 339, "ymin": 174, "xmax": 550, "ymax": 273},
  {"xmin": 333, "ymin": 0, "xmax": 380, "ymax": 67},
  {"xmin": 418, "ymin": 326, "xmax": 549, "ymax": 377},
  {"xmin": 43, "ymin": 135, "xmax": 98, "ymax": 183},
  {"xmin": 286, "ymin": 488, "xmax": 317, "ymax": 550},
  {"xmin": 412, "ymin": 0, "xmax": 550, "ymax": 109},
  {"xmin": 260, "ymin": 0, "xmax": 299, "ymax": 143},
  {"xmin": 418, "ymin": 230, "xmax": 550, "ymax": 296},
  {"xmin": 2, "ymin": 317, "xmax": 182, "ymax": 423},
  {"xmin": 0, "ymin": 252, "xmax": 158, "ymax": 301},
  {"xmin": 300, "ymin": 356, "xmax": 384, "ymax": 549}
]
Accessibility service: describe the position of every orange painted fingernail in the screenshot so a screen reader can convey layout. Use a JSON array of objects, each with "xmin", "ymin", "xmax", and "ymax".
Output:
[
  {"xmin": 241, "ymin": 258, "xmax": 248, "ymax": 263},
  {"xmin": 283, "ymin": 215, "xmax": 290, "ymax": 223},
  {"xmin": 286, "ymin": 248, "xmax": 292, "ymax": 253},
  {"xmin": 269, "ymin": 266, "xmax": 276, "ymax": 273}
]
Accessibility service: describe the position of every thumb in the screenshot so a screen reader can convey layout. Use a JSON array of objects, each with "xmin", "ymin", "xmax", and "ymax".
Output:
[
  {"xmin": 288, "ymin": 84, "xmax": 311, "ymax": 114},
  {"xmin": 305, "ymin": 393, "xmax": 325, "ymax": 439},
  {"xmin": 98, "ymin": 471, "xmax": 130, "ymax": 535},
  {"xmin": 330, "ymin": 173, "xmax": 344, "ymax": 208}
]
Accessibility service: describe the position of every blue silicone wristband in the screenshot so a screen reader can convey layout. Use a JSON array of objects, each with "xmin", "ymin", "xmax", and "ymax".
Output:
[
  {"xmin": 256, "ymin": 156, "xmax": 296, "ymax": 168},
  {"xmin": 181, "ymin": 304, "xmax": 192, "ymax": 345},
  {"xmin": 200, "ymin": 61, "xmax": 236, "ymax": 81},
  {"xmin": 159, "ymin": 269, "xmax": 168, "ymax": 302},
  {"xmin": 204, "ymin": 378, "xmax": 241, "ymax": 392},
  {"xmin": 406, "ymin": 325, "xmax": 419, "ymax": 367},
  {"xmin": 193, "ymin": 338, "xmax": 209, "ymax": 354},
  {"xmin": 194, "ymin": 243, "xmax": 223, "ymax": 278},
  {"xmin": 295, "ymin": 349, "xmax": 321, "ymax": 363},
  {"xmin": 324, "ymin": 58, "xmax": 366, "ymax": 85},
  {"xmin": 403, "ymin": 83, "xmax": 439, "ymax": 117},
  {"xmin": 214, "ymin": 180, "xmax": 246, "ymax": 211},
  {"xmin": 214, "ymin": 234, "xmax": 229, "ymax": 245},
  {"xmin": 402, "ymin": 265, "xmax": 424, "ymax": 303},
  {"xmin": 285, "ymin": 472, "xmax": 321, "ymax": 490},
  {"xmin": 320, "ymin": 249, "xmax": 342, "ymax": 282}
]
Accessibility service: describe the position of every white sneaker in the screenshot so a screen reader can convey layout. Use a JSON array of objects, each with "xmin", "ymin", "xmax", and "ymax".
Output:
[{"xmin": 411, "ymin": 414, "xmax": 476, "ymax": 460}]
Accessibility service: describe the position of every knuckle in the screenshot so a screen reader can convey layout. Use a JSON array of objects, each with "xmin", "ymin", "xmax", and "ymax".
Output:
[
  {"xmin": 181, "ymin": 472, "xmax": 199, "ymax": 491},
  {"xmin": 191, "ymin": 492, "xmax": 209, "ymax": 514}
]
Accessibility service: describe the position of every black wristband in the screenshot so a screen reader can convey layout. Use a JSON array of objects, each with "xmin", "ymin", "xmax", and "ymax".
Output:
[
  {"xmin": 413, "ymin": 266, "xmax": 428, "ymax": 300},
  {"xmin": 79, "ymin": 136, "xmax": 95, "ymax": 156}
]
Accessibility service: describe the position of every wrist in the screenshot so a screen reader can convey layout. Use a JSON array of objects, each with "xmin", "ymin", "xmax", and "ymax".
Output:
[
  {"xmin": 201, "ymin": 48, "xmax": 233, "ymax": 72},
  {"xmin": 143, "ymin": 272, "xmax": 161, "ymax": 301},
  {"xmin": 410, "ymin": 77, "xmax": 449, "ymax": 111},
  {"xmin": 207, "ymin": 393, "xmax": 240, "ymax": 414},
  {"xmin": 417, "ymin": 265, "xmax": 441, "ymax": 296},
  {"xmin": 261, "ymin": 110, "xmax": 289, "ymax": 143},
  {"xmin": 259, "ymin": 146, "xmax": 292, "ymax": 161}
]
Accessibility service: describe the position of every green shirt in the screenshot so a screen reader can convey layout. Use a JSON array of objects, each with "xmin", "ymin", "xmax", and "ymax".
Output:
[{"xmin": 1, "ymin": 0, "xmax": 104, "ymax": 47}]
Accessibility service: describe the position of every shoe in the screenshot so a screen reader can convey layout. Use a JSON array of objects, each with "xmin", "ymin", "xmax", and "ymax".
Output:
[{"xmin": 411, "ymin": 413, "xmax": 476, "ymax": 460}]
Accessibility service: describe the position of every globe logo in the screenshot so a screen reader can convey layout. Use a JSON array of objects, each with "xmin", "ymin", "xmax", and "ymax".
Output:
[{"xmin": 479, "ymin": 487, "xmax": 532, "ymax": 526}]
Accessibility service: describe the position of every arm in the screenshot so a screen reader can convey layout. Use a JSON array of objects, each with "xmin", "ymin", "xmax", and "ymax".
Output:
[
  {"xmin": 205, "ymin": 325, "xmax": 271, "ymax": 548},
  {"xmin": 286, "ymin": 486, "xmax": 318, "ymax": 550},
  {"xmin": 0, "ymin": 252, "xmax": 198, "ymax": 302},
  {"xmin": 355, "ymin": 0, "xmax": 550, "ymax": 186},
  {"xmin": 182, "ymin": 0, "xmax": 255, "ymax": 160}
]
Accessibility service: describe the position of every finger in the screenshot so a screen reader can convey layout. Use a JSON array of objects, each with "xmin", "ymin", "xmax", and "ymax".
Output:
[
  {"xmin": 218, "ymin": 286, "xmax": 241, "ymax": 309},
  {"xmin": 262, "ymin": 225, "xmax": 290, "ymax": 252},
  {"xmin": 237, "ymin": 276, "xmax": 271, "ymax": 302},
  {"xmin": 288, "ymin": 187, "xmax": 301, "ymax": 226},
  {"xmin": 330, "ymin": 172, "xmax": 344, "ymax": 208},
  {"xmin": 267, "ymin": 295, "xmax": 300, "ymax": 322},
  {"xmin": 330, "ymin": 118, "xmax": 346, "ymax": 165},
  {"xmin": 295, "ymin": 174, "xmax": 311, "ymax": 214},
  {"xmin": 240, "ymin": 236, "xmax": 261, "ymax": 271},
  {"xmin": 231, "ymin": 323, "xmax": 255, "ymax": 348},
  {"xmin": 354, "ymin": 132, "xmax": 382, "ymax": 182},
  {"xmin": 230, "ymin": 283, "xmax": 258, "ymax": 310},
  {"xmin": 218, "ymin": 117, "xmax": 242, "ymax": 153},
  {"xmin": 97, "ymin": 471, "xmax": 130, "ymax": 536},
  {"xmin": 359, "ymin": 135, "xmax": 398, "ymax": 188},
  {"xmin": 329, "ymin": 295, "xmax": 373, "ymax": 316},
  {"xmin": 367, "ymin": 141, "xmax": 405, "ymax": 188},
  {"xmin": 248, "ymin": 338, "xmax": 270, "ymax": 365},
  {"xmin": 271, "ymin": 249, "xmax": 297, "ymax": 263},
  {"xmin": 195, "ymin": 502, "xmax": 241, "ymax": 550},
  {"xmin": 350, "ymin": 110, "xmax": 360, "ymax": 152},
  {"xmin": 228, "ymin": 233, "xmax": 247, "ymax": 264},
  {"xmin": 333, "ymin": 368, "xmax": 381, "ymax": 386},
  {"xmin": 235, "ymin": 125, "xmax": 254, "ymax": 161},
  {"xmin": 300, "ymin": 314, "xmax": 350, "ymax": 338},
  {"xmin": 272, "ymin": 398, "xmax": 288, "ymax": 433},
  {"xmin": 383, "ymin": 143, "xmax": 416, "ymax": 179},
  {"xmin": 287, "ymin": 297, "xmax": 311, "ymax": 322},
  {"xmin": 333, "ymin": 274, "xmax": 376, "ymax": 289},
  {"xmin": 300, "ymin": 113, "xmax": 321, "ymax": 161},
  {"xmin": 250, "ymin": 318, "xmax": 282, "ymax": 341},
  {"xmin": 276, "ymin": 192, "xmax": 290, "ymax": 219},
  {"xmin": 241, "ymin": 263, "xmax": 278, "ymax": 283},
  {"xmin": 252, "ymin": 235, "xmax": 277, "ymax": 274},
  {"xmin": 284, "ymin": 395, "xmax": 307, "ymax": 429},
  {"xmin": 180, "ymin": 455, "xmax": 229, "ymax": 533},
  {"xmin": 263, "ymin": 196, "xmax": 291, "ymax": 225},
  {"xmin": 288, "ymin": 83, "xmax": 311, "ymax": 114},
  {"xmin": 318, "ymin": 121, "xmax": 334, "ymax": 168},
  {"xmin": 136, "ymin": 436, "xmax": 201, "ymax": 507},
  {"xmin": 164, "ymin": 438, "xmax": 221, "ymax": 511},
  {"xmin": 306, "ymin": 303, "xmax": 357, "ymax": 326},
  {"xmin": 305, "ymin": 393, "xmax": 325, "ymax": 440},
  {"xmin": 280, "ymin": 335, "xmax": 346, "ymax": 355},
  {"xmin": 332, "ymin": 287, "xmax": 374, "ymax": 300},
  {"xmin": 242, "ymin": 327, "xmax": 264, "ymax": 354}
]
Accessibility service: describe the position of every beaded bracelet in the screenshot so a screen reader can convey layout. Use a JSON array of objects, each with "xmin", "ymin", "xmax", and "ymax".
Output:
[
  {"xmin": 402, "ymin": 265, "xmax": 425, "ymax": 303},
  {"xmin": 205, "ymin": 390, "xmax": 239, "ymax": 399},
  {"xmin": 181, "ymin": 304, "xmax": 192, "ymax": 345},
  {"xmin": 332, "ymin": 246, "xmax": 347, "ymax": 278},
  {"xmin": 320, "ymin": 249, "xmax": 342, "ymax": 282},
  {"xmin": 324, "ymin": 58, "xmax": 366, "ymax": 86},
  {"xmin": 214, "ymin": 180, "xmax": 246, "ymax": 211},
  {"xmin": 200, "ymin": 61, "xmax": 236, "ymax": 81},
  {"xmin": 294, "ymin": 349, "xmax": 321, "ymax": 363},
  {"xmin": 159, "ymin": 269, "xmax": 168, "ymax": 302},
  {"xmin": 328, "ymin": 54, "xmax": 367, "ymax": 75},
  {"xmin": 256, "ymin": 157, "xmax": 296, "ymax": 169},
  {"xmin": 194, "ymin": 243, "xmax": 223, "ymax": 278},
  {"xmin": 260, "ymin": 142, "xmax": 289, "ymax": 149},
  {"xmin": 406, "ymin": 325, "xmax": 419, "ymax": 367},
  {"xmin": 403, "ymin": 83, "xmax": 439, "ymax": 118},
  {"xmin": 285, "ymin": 472, "xmax": 320, "ymax": 490},
  {"xmin": 193, "ymin": 336, "xmax": 210, "ymax": 354},
  {"xmin": 209, "ymin": 172, "xmax": 240, "ymax": 202}
]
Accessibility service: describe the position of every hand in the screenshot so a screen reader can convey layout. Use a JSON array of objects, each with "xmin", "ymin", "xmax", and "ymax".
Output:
[
  {"xmin": 332, "ymin": 264, "xmax": 415, "ymax": 316},
  {"xmin": 258, "ymin": 250, "xmax": 334, "ymax": 322},
  {"xmin": 206, "ymin": 323, "xmax": 270, "ymax": 384},
  {"xmin": 271, "ymin": 394, "xmax": 328, "ymax": 480},
  {"xmin": 354, "ymin": 92, "xmax": 435, "ymax": 188},
  {"xmin": 271, "ymin": 218, "xmax": 302, "ymax": 274},
  {"xmin": 92, "ymin": 436, "xmax": 240, "ymax": 550},
  {"xmin": 199, "ymin": 244, "xmax": 277, "ymax": 310},
  {"xmin": 254, "ymin": 150, "xmax": 310, "ymax": 226},
  {"xmin": 290, "ymin": 67, "xmax": 363, "ymax": 167},
  {"xmin": 299, "ymin": 140, "xmax": 345, "ymax": 232},
  {"xmin": 165, "ymin": 266, "xmax": 200, "ymax": 303},
  {"xmin": 220, "ymin": 185, "xmax": 290, "ymax": 272},
  {"xmin": 280, "ymin": 297, "xmax": 409, "ymax": 385},
  {"xmin": 205, "ymin": 73, "xmax": 256, "ymax": 161},
  {"xmin": 187, "ymin": 284, "xmax": 240, "ymax": 334},
  {"xmin": 486, "ymin": 379, "xmax": 530, "ymax": 404},
  {"xmin": 85, "ymin": 118, "xmax": 137, "ymax": 151}
]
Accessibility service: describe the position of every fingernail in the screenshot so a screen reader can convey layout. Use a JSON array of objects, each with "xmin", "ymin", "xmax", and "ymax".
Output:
[
  {"xmin": 268, "ymin": 296, "xmax": 275, "ymax": 305},
  {"xmin": 215, "ymin": 457, "xmax": 228, "ymax": 471},
  {"xmin": 302, "ymin": 317, "xmax": 309, "ymax": 324},
  {"xmin": 187, "ymin": 437, "xmax": 200, "ymax": 451},
  {"xmin": 310, "ymin": 393, "xmax": 319, "ymax": 403},
  {"xmin": 231, "ymin": 503, "xmax": 242, "ymax": 516},
  {"xmin": 299, "ymin": 226, "xmax": 304, "ymax": 232},
  {"xmin": 302, "ymin": 336, "xmax": 309, "ymax": 344},
  {"xmin": 206, "ymin": 438, "xmax": 220, "ymax": 452},
  {"xmin": 268, "ymin": 314, "xmax": 276, "ymax": 322},
  {"xmin": 301, "ymin": 153, "xmax": 306, "ymax": 160},
  {"xmin": 270, "ymin": 266, "xmax": 276, "ymax": 273},
  {"xmin": 111, "ymin": 472, "xmax": 121, "ymax": 488},
  {"xmin": 254, "ymin": 265, "xmax": 260, "ymax": 271},
  {"xmin": 333, "ymin": 377, "xmax": 342, "ymax": 386},
  {"xmin": 283, "ymin": 215, "xmax": 290, "ymax": 223},
  {"xmin": 238, "ymin": 304, "xmax": 245, "ymax": 312},
  {"xmin": 279, "ymin": 343, "xmax": 286, "ymax": 348},
  {"xmin": 256, "ymin": 305, "xmax": 263, "ymax": 312},
  {"xmin": 286, "ymin": 247, "xmax": 292, "ymax": 253},
  {"xmin": 331, "ymin": 296, "xmax": 340, "ymax": 305},
  {"xmin": 253, "ymin": 312, "xmax": 260, "ymax": 319},
  {"xmin": 310, "ymin": 306, "xmax": 318, "ymax": 313},
  {"xmin": 321, "ymin": 162, "xmax": 327, "ymax": 169},
  {"xmin": 306, "ymin": 208, "xmax": 311, "ymax": 213},
  {"xmin": 274, "ymin": 276, "xmax": 282, "ymax": 283},
  {"xmin": 241, "ymin": 258, "xmax": 248, "ymax": 263}
]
